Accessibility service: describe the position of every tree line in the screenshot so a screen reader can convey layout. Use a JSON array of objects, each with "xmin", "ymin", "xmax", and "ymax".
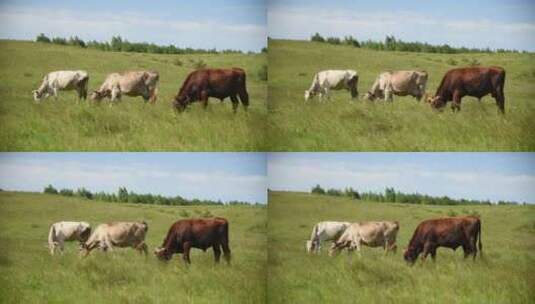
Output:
[
  {"xmin": 35, "ymin": 33, "xmax": 260, "ymax": 55},
  {"xmin": 43, "ymin": 184, "xmax": 260, "ymax": 206},
  {"xmin": 310, "ymin": 185, "xmax": 522, "ymax": 206},
  {"xmin": 310, "ymin": 33, "xmax": 525, "ymax": 54}
]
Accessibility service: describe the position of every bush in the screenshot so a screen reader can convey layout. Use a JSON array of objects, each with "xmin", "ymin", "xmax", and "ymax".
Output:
[
  {"xmin": 311, "ymin": 184, "xmax": 325, "ymax": 195},
  {"xmin": 446, "ymin": 58, "xmax": 458, "ymax": 66},
  {"xmin": 44, "ymin": 184, "xmax": 58, "ymax": 195},
  {"xmin": 36, "ymin": 33, "xmax": 51, "ymax": 43},
  {"xmin": 192, "ymin": 59, "xmax": 207, "ymax": 69},
  {"xmin": 468, "ymin": 58, "xmax": 480, "ymax": 66},
  {"xmin": 172, "ymin": 58, "xmax": 183, "ymax": 66},
  {"xmin": 326, "ymin": 37, "xmax": 341, "ymax": 45},
  {"xmin": 311, "ymin": 32, "xmax": 325, "ymax": 43},
  {"xmin": 178, "ymin": 210, "xmax": 190, "ymax": 217},
  {"xmin": 59, "ymin": 189, "xmax": 74, "ymax": 196},
  {"xmin": 257, "ymin": 64, "xmax": 267, "ymax": 81}
]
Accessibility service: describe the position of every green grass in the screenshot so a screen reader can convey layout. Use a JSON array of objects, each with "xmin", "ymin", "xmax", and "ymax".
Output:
[
  {"xmin": 267, "ymin": 39, "xmax": 535, "ymax": 151},
  {"xmin": 0, "ymin": 41, "xmax": 267, "ymax": 151},
  {"xmin": 0, "ymin": 191, "xmax": 267, "ymax": 303},
  {"xmin": 268, "ymin": 191, "xmax": 535, "ymax": 304}
]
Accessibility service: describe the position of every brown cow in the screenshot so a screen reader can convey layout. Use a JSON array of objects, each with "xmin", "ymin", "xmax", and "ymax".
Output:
[
  {"xmin": 172, "ymin": 68, "xmax": 249, "ymax": 112},
  {"xmin": 403, "ymin": 216, "xmax": 482, "ymax": 264},
  {"xmin": 154, "ymin": 217, "xmax": 231, "ymax": 264},
  {"xmin": 426, "ymin": 67, "xmax": 505, "ymax": 113}
]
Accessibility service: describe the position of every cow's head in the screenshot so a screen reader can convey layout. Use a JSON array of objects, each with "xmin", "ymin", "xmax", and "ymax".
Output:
[
  {"xmin": 363, "ymin": 92, "xmax": 375, "ymax": 101},
  {"xmin": 328, "ymin": 241, "xmax": 348, "ymax": 257},
  {"xmin": 172, "ymin": 95, "xmax": 189, "ymax": 112},
  {"xmin": 403, "ymin": 247, "xmax": 418, "ymax": 265},
  {"xmin": 154, "ymin": 247, "xmax": 172, "ymax": 261},
  {"xmin": 90, "ymin": 91, "xmax": 104, "ymax": 101},
  {"xmin": 304, "ymin": 90, "xmax": 313, "ymax": 101},
  {"xmin": 32, "ymin": 90, "xmax": 44, "ymax": 101},
  {"xmin": 427, "ymin": 95, "xmax": 446, "ymax": 110},
  {"xmin": 305, "ymin": 240, "xmax": 313, "ymax": 253}
]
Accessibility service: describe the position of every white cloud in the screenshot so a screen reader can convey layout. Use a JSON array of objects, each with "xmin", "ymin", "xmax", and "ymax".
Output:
[
  {"xmin": 0, "ymin": 158, "xmax": 266, "ymax": 203},
  {"xmin": 268, "ymin": 157, "xmax": 535, "ymax": 203},
  {"xmin": 268, "ymin": 6, "xmax": 535, "ymax": 51},
  {"xmin": 0, "ymin": 6, "xmax": 266, "ymax": 51}
]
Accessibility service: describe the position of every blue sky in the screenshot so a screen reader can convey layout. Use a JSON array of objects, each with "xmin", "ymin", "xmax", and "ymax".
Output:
[
  {"xmin": 0, "ymin": 0, "xmax": 266, "ymax": 52},
  {"xmin": 268, "ymin": 153, "xmax": 535, "ymax": 204},
  {"xmin": 269, "ymin": 0, "xmax": 535, "ymax": 51},
  {"xmin": 0, "ymin": 153, "xmax": 267, "ymax": 203}
]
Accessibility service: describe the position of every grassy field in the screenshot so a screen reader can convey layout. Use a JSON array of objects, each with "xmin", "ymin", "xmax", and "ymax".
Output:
[
  {"xmin": 268, "ymin": 191, "xmax": 535, "ymax": 304},
  {"xmin": 267, "ymin": 39, "xmax": 535, "ymax": 151},
  {"xmin": 0, "ymin": 191, "xmax": 267, "ymax": 303},
  {"xmin": 0, "ymin": 41, "xmax": 267, "ymax": 151}
]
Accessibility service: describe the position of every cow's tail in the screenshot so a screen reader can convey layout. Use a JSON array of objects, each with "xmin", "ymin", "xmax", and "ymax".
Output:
[
  {"xmin": 80, "ymin": 74, "xmax": 89, "ymax": 100},
  {"xmin": 477, "ymin": 218, "xmax": 483, "ymax": 256},
  {"xmin": 48, "ymin": 224, "xmax": 56, "ymax": 253}
]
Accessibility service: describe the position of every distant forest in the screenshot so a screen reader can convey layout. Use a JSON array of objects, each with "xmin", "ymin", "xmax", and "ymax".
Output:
[
  {"xmin": 310, "ymin": 185, "xmax": 524, "ymax": 206},
  {"xmin": 35, "ymin": 33, "xmax": 267, "ymax": 55},
  {"xmin": 309, "ymin": 33, "xmax": 526, "ymax": 54},
  {"xmin": 43, "ymin": 184, "xmax": 261, "ymax": 206}
]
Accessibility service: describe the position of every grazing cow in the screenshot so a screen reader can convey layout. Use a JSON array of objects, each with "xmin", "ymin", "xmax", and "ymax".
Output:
[
  {"xmin": 304, "ymin": 70, "xmax": 359, "ymax": 102},
  {"xmin": 305, "ymin": 221, "xmax": 351, "ymax": 254},
  {"xmin": 81, "ymin": 221, "xmax": 148, "ymax": 256},
  {"xmin": 329, "ymin": 221, "xmax": 399, "ymax": 256},
  {"xmin": 48, "ymin": 221, "xmax": 91, "ymax": 255},
  {"xmin": 154, "ymin": 217, "xmax": 230, "ymax": 264},
  {"xmin": 426, "ymin": 67, "xmax": 505, "ymax": 113},
  {"xmin": 172, "ymin": 68, "xmax": 249, "ymax": 112},
  {"xmin": 403, "ymin": 216, "xmax": 482, "ymax": 264},
  {"xmin": 90, "ymin": 71, "xmax": 159, "ymax": 104},
  {"xmin": 364, "ymin": 70, "xmax": 428, "ymax": 102},
  {"xmin": 33, "ymin": 70, "xmax": 89, "ymax": 102}
]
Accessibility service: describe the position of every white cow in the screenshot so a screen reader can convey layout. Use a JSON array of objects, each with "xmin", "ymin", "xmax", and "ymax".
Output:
[
  {"xmin": 48, "ymin": 221, "xmax": 91, "ymax": 255},
  {"xmin": 33, "ymin": 70, "xmax": 89, "ymax": 102},
  {"xmin": 364, "ymin": 70, "xmax": 428, "ymax": 102},
  {"xmin": 329, "ymin": 221, "xmax": 399, "ymax": 256},
  {"xmin": 81, "ymin": 221, "xmax": 148, "ymax": 256},
  {"xmin": 90, "ymin": 71, "xmax": 159, "ymax": 104},
  {"xmin": 306, "ymin": 221, "xmax": 351, "ymax": 254},
  {"xmin": 304, "ymin": 70, "xmax": 359, "ymax": 102}
]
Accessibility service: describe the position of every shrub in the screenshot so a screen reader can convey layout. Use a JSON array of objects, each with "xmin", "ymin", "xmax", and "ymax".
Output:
[
  {"xmin": 192, "ymin": 59, "xmax": 207, "ymax": 69},
  {"xmin": 36, "ymin": 33, "xmax": 51, "ymax": 43},
  {"xmin": 43, "ymin": 184, "xmax": 58, "ymax": 195},
  {"xmin": 311, "ymin": 32, "xmax": 325, "ymax": 43},
  {"xmin": 447, "ymin": 210, "xmax": 458, "ymax": 217},
  {"xmin": 468, "ymin": 58, "xmax": 481, "ymax": 66},
  {"xmin": 178, "ymin": 210, "xmax": 190, "ymax": 217},
  {"xmin": 311, "ymin": 184, "xmax": 325, "ymax": 195},
  {"xmin": 446, "ymin": 58, "xmax": 458, "ymax": 65},
  {"xmin": 59, "ymin": 189, "xmax": 74, "ymax": 196},
  {"xmin": 172, "ymin": 58, "xmax": 183, "ymax": 66}
]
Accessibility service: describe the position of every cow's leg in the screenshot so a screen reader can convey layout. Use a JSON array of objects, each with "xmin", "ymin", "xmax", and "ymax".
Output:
[
  {"xmin": 136, "ymin": 242, "xmax": 148, "ymax": 255},
  {"xmin": 230, "ymin": 95, "xmax": 239, "ymax": 113},
  {"xmin": 452, "ymin": 91, "xmax": 462, "ymax": 112},
  {"xmin": 385, "ymin": 89, "xmax": 393, "ymax": 102},
  {"xmin": 421, "ymin": 242, "xmax": 434, "ymax": 262},
  {"xmin": 213, "ymin": 245, "xmax": 221, "ymax": 263},
  {"xmin": 495, "ymin": 87, "xmax": 505, "ymax": 114},
  {"xmin": 238, "ymin": 89, "xmax": 249, "ymax": 111},
  {"xmin": 221, "ymin": 241, "xmax": 231, "ymax": 264},
  {"xmin": 182, "ymin": 242, "xmax": 192, "ymax": 264},
  {"xmin": 52, "ymin": 88, "xmax": 59, "ymax": 101}
]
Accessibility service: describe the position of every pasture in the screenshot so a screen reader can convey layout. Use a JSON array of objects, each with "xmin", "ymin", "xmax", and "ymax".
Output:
[
  {"xmin": 0, "ymin": 191, "xmax": 267, "ymax": 303},
  {"xmin": 267, "ymin": 39, "xmax": 535, "ymax": 151},
  {"xmin": 0, "ymin": 41, "xmax": 267, "ymax": 151},
  {"xmin": 268, "ymin": 191, "xmax": 535, "ymax": 304}
]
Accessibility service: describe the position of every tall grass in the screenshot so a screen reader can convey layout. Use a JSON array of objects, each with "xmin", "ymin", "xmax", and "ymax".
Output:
[
  {"xmin": 268, "ymin": 191, "xmax": 535, "ymax": 304},
  {"xmin": 0, "ymin": 192, "xmax": 267, "ymax": 303},
  {"xmin": 0, "ymin": 41, "xmax": 267, "ymax": 151},
  {"xmin": 267, "ymin": 39, "xmax": 535, "ymax": 151}
]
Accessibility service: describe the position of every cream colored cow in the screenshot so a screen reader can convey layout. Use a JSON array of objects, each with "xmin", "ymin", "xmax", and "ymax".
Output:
[{"xmin": 81, "ymin": 221, "xmax": 148, "ymax": 256}]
